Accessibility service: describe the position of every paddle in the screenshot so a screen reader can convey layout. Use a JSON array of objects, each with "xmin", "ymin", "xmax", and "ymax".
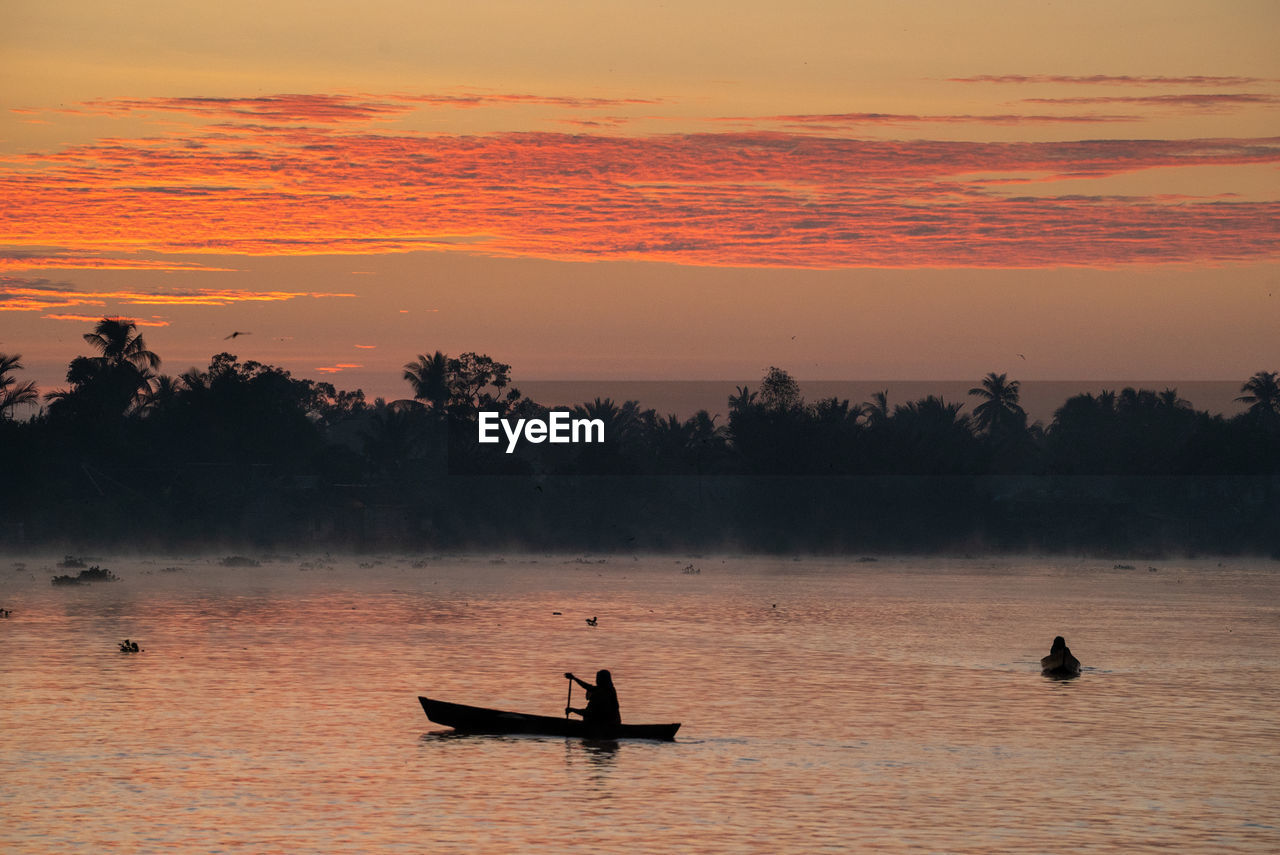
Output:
[{"xmin": 565, "ymin": 673, "xmax": 573, "ymax": 719}]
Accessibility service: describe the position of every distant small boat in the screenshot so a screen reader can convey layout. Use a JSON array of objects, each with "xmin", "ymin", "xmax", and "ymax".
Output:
[
  {"xmin": 418, "ymin": 696, "xmax": 680, "ymax": 741},
  {"xmin": 1040, "ymin": 649, "xmax": 1081, "ymax": 679}
]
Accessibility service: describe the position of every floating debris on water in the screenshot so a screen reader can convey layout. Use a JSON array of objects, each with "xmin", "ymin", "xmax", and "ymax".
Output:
[
  {"xmin": 51, "ymin": 565, "xmax": 119, "ymax": 586},
  {"xmin": 220, "ymin": 555, "xmax": 261, "ymax": 568},
  {"xmin": 681, "ymin": 563, "xmax": 701, "ymax": 575}
]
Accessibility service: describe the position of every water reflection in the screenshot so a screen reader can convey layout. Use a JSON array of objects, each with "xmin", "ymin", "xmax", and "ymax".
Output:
[
  {"xmin": 565, "ymin": 739, "xmax": 618, "ymax": 793},
  {"xmin": 418, "ymin": 731, "xmax": 567, "ymax": 746},
  {"xmin": 3, "ymin": 554, "xmax": 1278, "ymax": 854},
  {"xmin": 576, "ymin": 739, "xmax": 620, "ymax": 761}
]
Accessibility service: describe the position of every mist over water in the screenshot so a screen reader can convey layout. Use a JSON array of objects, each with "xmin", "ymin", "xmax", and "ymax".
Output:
[{"xmin": 1, "ymin": 554, "xmax": 1277, "ymax": 853}]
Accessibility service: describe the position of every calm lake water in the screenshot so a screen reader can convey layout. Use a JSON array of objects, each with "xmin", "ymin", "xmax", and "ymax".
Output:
[{"xmin": 1, "ymin": 554, "xmax": 1277, "ymax": 853}]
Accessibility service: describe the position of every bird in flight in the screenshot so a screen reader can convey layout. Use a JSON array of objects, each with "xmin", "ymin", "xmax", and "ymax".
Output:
[{"xmin": 224, "ymin": 331, "xmax": 252, "ymax": 340}]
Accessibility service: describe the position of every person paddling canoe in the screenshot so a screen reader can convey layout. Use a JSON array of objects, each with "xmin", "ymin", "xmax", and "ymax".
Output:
[
  {"xmin": 1041, "ymin": 636, "xmax": 1081, "ymax": 678},
  {"xmin": 564, "ymin": 669, "xmax": 621, "ymax": 728}
]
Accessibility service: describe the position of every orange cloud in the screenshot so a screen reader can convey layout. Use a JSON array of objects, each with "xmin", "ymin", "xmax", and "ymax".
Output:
[
  {"xmin": 42, "ymin": 313, "xmax": 170, "ymax": 326},
  {"xmin": 3, "ymin": 105, "xmax": 1278, "ymax": 268},
  {"xmin": 0, "ymin": 277, "xmax": 354, "ymax": 311},
  {"xmin": 0, "ymin": 253, "xmax": 235, "ymax": 272},
  {"xmin": 315, "ymin": 363, "xmax": 363, "ymax": 373}
]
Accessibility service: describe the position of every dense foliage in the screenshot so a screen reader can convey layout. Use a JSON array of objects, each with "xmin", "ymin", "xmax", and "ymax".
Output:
[{"xmin": 2, "ymin": 322, "xmax": 1277, "ymax": 555}]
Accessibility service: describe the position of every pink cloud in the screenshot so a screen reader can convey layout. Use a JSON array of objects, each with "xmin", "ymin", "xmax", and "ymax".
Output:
[
  {"xmin": 390, "ymin": 92, "xmax": 661, "ymax": 109},
  {"xmin": 715, "ymin": 112, "xmax": 1140, "ymax": 128},
  {"xmin": 53, "ymin": 92, "xmax": 664, "ymax": 127},
  {"xmin": 71, "ymin": 94, "xmax": 413, "ymax": 123},
  {"xmin": 1023, "ymin": 93, "xmax": 1279, "ymax": 110},
  {"xmin": 948, "ymin": 75, "xmax": 1274, "ymax": 87}
]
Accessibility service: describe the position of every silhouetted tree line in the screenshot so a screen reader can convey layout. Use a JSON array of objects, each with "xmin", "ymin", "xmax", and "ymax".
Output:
[{"xmin": 2, "ymin": 318, "xmax": 1278, "ymax": 555}]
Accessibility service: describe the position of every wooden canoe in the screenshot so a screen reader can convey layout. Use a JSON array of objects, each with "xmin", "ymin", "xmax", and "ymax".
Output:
[{"xmin": 419, "ymin": 696, "xmax": 680, "ymax": 741}]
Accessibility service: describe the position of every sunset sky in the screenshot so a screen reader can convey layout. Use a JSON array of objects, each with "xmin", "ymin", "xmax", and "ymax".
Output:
[{"xmin": 2, "ymin": 1, "xmax": 1277, "ymax": 404}]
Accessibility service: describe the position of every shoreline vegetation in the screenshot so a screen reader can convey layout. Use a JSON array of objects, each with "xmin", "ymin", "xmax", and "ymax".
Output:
[{"xmin": 2, "ymin": 318, "xmax": 1278, "ymax": 556}]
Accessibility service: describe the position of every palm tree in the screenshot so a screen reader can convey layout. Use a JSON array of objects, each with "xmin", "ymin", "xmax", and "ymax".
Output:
[
  {"xmin": 42, "ymin": 319, "xmax": 162, "ymax": 422},
  {"xmin": 1158, "ymin": 388, "xmax": 1190, "ymax": 411},
  {"xmin": 728, "ymin": 385, "xmax": 757, "ymax": 415},
  {"xmin": 968, "ymin": 372, "xmax": 1025, "ymax": 435},
  {"xmin": 651, "ymin": 413, "xmax": 695, "ymax": 457},
  {"xmin": 889, "ymin": 395, "xmax": 976, "ymax": 475},
  {"xmin": 0, "ymin": 352, "xmax": 39, "ymax": 419},
  {"xmin": 861, "ymin": 390, "xmax": 891, "ymax": 428},
  {"xmin": 572, "ymin": 398, "xmax": 646, "ymax": 447},
  {"xmin": 83, "ymin": 317, "xmax": 161, "ymax": 374},
  {"xmin": 84, "ymin": 316, "xmax": 160, "ymax": 404},
  {"xmin": 894, "ymin": 395, "xmax": 968, "ymax": 429},
  {"xmin": 403, "ymin": 351, "xmax": 450, "ymax": 411},
  {"xmin": 812, "ymin": 396, "xmax": 856, "ymax": 426},
  {"xmin": 140, "ymin": 374, "xmax": 181, "ymax": 416},
  {"xmin": 687, "ymin": 409, "xmax": 726, "ymax": 439},
  {"xmin": 649, "ymin": 410, "xmax": 729, "ymax": 475},
  {"xmin": 685, "ymin": 410, "xmax": 728, "ymax": 456},
  {"xmin": 1236, "ymin": 371, "xmax": 1280, "ymax": 419},
  {"xmin": 361, "ymin": 401, "xmax": 431, "ymax": 476}
]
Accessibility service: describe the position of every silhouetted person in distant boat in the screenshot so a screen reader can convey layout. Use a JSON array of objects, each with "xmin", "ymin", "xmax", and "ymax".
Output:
[
  {"xmin": 565, "ymin": 670, "xmax": 621, "ymax": 728},
  {"xmin": 1041, "ymin": 635, "xmax": 1080, "ymax": 678}
]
